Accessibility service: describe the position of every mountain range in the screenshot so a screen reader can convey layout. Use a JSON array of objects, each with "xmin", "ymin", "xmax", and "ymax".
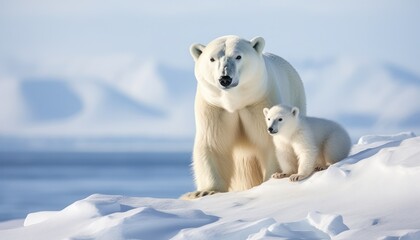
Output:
[{"xmin": 0, "ymin": 58, "xmax": 418, "ymax": 151}]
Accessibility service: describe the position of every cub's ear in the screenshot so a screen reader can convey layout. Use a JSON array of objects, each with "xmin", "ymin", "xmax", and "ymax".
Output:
[
  {"xmin": 263, "ymin": 108, "xmax": 269, "ymax": 116},
  {"xmin": 190, "ymin": 44, "xmax": 205, "ymax": 62},
  {"xmin": 250, "ymin": 37, "xmax": 265, "ymax": 55},
  {"xmin": 291, "ymin": 107, "xmax": 300, "ymax": 117}
]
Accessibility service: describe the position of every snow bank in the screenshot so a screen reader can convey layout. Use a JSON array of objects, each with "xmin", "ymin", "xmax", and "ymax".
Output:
[
  {"xmin": 249, "ymin": 212, "xmax": 348, "ymax": 239},
  {"xmin": 357, "ymin": 131, "xmax": 416, "ymax": 144},
  {"xmin": 1, "ymin": 132, "xmax": 420, "ymax": 240}
]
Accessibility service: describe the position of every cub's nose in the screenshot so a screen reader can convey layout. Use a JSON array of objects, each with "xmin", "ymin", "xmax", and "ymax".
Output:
[
  {"xmin": 268, "ymin": 127, "xmax": 274, "ymax": 133},
  {"xmin": 219, "ymin": 75, "xmax": 232, "ymax": 87}
]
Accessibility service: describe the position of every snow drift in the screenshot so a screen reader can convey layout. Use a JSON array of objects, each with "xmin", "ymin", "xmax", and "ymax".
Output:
[{"xmin": 1, "ymin": 132, "xmax": 420, "ymax": 239}]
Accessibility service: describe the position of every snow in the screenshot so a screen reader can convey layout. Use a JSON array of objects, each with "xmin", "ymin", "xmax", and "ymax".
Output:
[
  {"xmin": 1, "ymin": 132, "xmax": 420, "ymax": 239},
  {"xmin": 249, "ymin": 212, "xmax": 349, "ymax": 239},
  {"xmin": 357, "ymin": 131, "xmax": 416, "ymax": 145}
]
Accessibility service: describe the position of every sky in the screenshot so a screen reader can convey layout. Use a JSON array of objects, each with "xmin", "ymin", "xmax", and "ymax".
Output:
[
  {"xmin": 0, "ymin": 0, "xmax": 419, "ymax": 149},
  {"xmin": 0, "ymin": 0, "xmax": 419, "ymax": 70}
]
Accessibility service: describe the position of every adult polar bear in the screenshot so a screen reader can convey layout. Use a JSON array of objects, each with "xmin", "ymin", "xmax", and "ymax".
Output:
[{"xmin": 182, "ymin": 35, "xmax": 306, "ymax": 199}]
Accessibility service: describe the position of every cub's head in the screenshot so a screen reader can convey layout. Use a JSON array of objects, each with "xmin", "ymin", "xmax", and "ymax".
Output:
[
  {"xmin": 263, "ymin": 105, "xmax": 300, "ymax": 136},
  {"xmin": 190, "ymin": 35, "xmax": 265, "ymax": 90}
]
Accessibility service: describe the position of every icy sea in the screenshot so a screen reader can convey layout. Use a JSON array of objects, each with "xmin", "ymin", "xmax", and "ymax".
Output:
[{"xmin": 0, "ymin": 152, "xmax": 194, "ymax": 222}]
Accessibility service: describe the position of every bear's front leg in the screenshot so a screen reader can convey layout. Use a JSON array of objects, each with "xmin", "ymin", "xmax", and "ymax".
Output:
[
  {"xmin": 272, "ymin": 145, "xmax": 297, "ymax": 179},
  {"xmin": 290, "ymin": 141, "xmax": 318, "ymax": 182},
  {"xmin": 181, "ymin": 96, "xmax": 239, "ymax": 200}
]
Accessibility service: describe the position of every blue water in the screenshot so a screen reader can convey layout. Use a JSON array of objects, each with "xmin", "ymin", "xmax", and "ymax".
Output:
[{"xmin": 0, "ymin": 152, "xmax": 195, "ymax": 222}]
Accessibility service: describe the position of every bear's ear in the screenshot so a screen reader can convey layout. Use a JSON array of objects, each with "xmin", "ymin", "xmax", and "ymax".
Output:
[
  {"xmin": 291, "ymin": 107, "xmax": 300, "ymax": 117},
  {"xmin": 263, "ymin": 108, "xmax": 269, "ymax": 116},
  {"xmin": 250, "ymin": 37, "xmax": 265, "ymax": 55},
  {"xmin": 190, "ymin": 44, "xmax": 205, "ymax": 62}
]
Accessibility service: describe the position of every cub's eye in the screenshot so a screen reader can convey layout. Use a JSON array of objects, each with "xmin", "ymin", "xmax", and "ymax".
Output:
[
  {"xmin": 278, "ymin": 118, "xmax": 283, "ymax": 122},
  {"xmin": 267, "ymin": 118, "xmax": 270, "ymax": 121},
  {"xmin": 210, "ymin": 57, "xmax": 215, "ymax": 62},
  {"xmin": 236, "ymin": 55, "xmax": 242, "ymax": 60}
]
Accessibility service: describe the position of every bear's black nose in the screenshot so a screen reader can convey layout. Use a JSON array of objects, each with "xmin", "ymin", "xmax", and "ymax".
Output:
[
  {"xmin": 268, "ymin": 127, "xmax": 273, "ymax": 133},
  {"xmin": 219, "ymin": 75, "xmax": 232, "ymax": 87}
]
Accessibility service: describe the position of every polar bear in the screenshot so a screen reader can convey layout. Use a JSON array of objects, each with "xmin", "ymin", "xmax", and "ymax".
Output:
[
  {"xmin": 182, "ymin": 35, "xmax": 306, "ymax": 199},
  {"xmin": 263, "ymin": 105, "xmax": 351, "ymax": 181}
]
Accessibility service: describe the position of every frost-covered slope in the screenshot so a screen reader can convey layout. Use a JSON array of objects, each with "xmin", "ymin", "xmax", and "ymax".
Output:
[{"xmin": 1, "ymin": 132, "xmax": 419, "ymax": 240}]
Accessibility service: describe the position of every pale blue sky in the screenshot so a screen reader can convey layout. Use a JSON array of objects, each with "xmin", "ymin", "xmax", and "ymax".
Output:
[{"xmin": 0, "ymin": 0, "xmax": 419, "ymax": 71}]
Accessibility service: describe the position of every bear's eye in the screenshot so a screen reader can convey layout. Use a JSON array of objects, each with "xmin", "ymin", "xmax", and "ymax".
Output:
[
  {"xmin": 236, "ymin": 55, "xmax": 242, "ymax": 60},
  {"xmin": 267, "ymin": 118, "xmax": 270, "ymax": 121},
  {"xmin": 278, "ymin": 118, "xmax": 283, "ymax": 122},
  {"xmin": 210, "ymin": 57, "xmax": 215, "ymax": 62}
]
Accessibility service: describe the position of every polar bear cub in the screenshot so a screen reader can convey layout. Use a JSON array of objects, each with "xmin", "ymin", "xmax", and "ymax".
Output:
[{"xmin": 263, "ymin": 105, "xmax": 351, "ymax": 181}]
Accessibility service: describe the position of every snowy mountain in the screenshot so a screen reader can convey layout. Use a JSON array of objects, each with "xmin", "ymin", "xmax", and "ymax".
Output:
[
  {"xmin": 1, "ymin": 132, "xmax": 419, "ymax": 239},
  {"xmin": 0, "ymin": 58, "xmax": 418, "ymax": 151},
  {"xmin": 297, "ymin": 58, "xmax": 420, "ymax": 138},
  {"xmin": 0, "ymin": 61, "xmax": 197, "ymax": 151}
]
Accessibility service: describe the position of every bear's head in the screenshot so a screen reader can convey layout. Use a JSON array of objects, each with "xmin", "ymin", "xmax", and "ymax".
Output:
[
  {"xmin": 190, "ymin": 35, "xmax": 266, "ymax": 91},
  {"xmin": 190, "ymin": 36, "xmax": 265, "ymax": 90},
  {"xmin": 263, "ymin": 105, "xmax": 300, "ymax": 136}
]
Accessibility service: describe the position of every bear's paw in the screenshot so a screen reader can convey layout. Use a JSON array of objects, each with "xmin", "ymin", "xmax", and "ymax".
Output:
[
  {"xmin": 271, "ymin": 172, "xmax": 290, "ymax": 179},
  {"xmin": 289, "ymin": 174, "xmax": 308, "ymax": 182},
  {"xmin": 180, "ymin": 190, "xmax": 218, "ymax": 200},
  {"xmin": 315, "ymin": 166, "xmax": 328, "ymax": 171}
]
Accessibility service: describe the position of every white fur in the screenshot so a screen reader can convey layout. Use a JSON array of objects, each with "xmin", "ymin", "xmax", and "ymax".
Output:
[
  {"xmin": 182, "ymin": 36, "xmax": 306, "ymax": 199},
  {"xmin": 263, "ymin": 105, "xmax": 351, "ymax": 182}
]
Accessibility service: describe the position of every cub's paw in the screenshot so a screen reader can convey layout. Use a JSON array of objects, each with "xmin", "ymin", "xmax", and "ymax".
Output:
[
  {"xmin": 271, "ymin": 172, "xmax": 290, "ymax": 179},
  {"xmin": 315, "ymin": 166, "xmax": 327, "ymax": 171},
  {"xmin": 180, "ymin": 190, "xmax": 218, "ymax": 200},
  {"xmin": 289, "ymin": 174, "xmax": 307, "ymax": 182}
]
